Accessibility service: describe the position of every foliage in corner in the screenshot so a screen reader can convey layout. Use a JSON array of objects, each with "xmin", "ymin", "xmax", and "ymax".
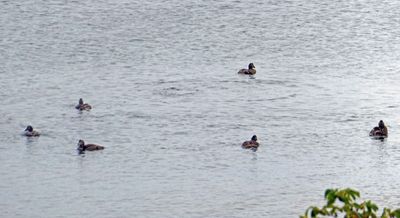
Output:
[{"xmin": 300, "ymin": 188, "xmax": 400, "ymax": 218}]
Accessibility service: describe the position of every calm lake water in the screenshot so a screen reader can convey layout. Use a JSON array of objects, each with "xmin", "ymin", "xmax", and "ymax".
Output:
[{"xmin": 2, "ymin": 0, "xmax": 400, "ymax": 217}]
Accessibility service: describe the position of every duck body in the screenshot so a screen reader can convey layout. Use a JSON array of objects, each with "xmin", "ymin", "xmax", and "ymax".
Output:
[
  {"xmin": 369, "ymin": 127, "xmax": 388, "ymax": 139},
  {"xmin": 238, "ymin": 68, "xmax": 256, "ymax": 75},
  {"xmin": 75, "ymin": 98, "xmax": 92, "ymax": 111},
  {"xmin": 83, "ymin": 144, "xmax": 105, "ymax": 151},
  {"xmin": 242, "ymin": 140, "xmax": 259, "ymax": 149},
  {"xmin": 24, "ymin": 125, "xmax": 40, "ymax": 137},
  {"xmin": 242, "ymin": 135, "xmax": 259, "ymax": 151},
  {"xmin": 77, "ymin": 140, "xmax": 104, "ymax": 152},
  {"xmin": 24, "ymin": 131, "xmax": 40, "ymax": 137},
  {"xmin": 75, "ymin": 104, "xmax": 92, "ymax": 111},
  {"xmin": 369, "ymin": 120, "xmax": 388, "ymax": 139},
  {"xmin": 238, "ymin": 63, "xmax": 256, "ymax": 75}
]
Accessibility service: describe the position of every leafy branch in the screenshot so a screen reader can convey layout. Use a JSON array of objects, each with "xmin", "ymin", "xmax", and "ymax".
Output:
[{"xmin": 300, "ymin": 188, "xmax": 400, "ymax": 218}]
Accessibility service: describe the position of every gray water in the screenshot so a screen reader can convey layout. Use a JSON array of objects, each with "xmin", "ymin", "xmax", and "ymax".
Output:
[{"xmin": 2, "ymin": 0, "xmax": 400, "ymax": 217}]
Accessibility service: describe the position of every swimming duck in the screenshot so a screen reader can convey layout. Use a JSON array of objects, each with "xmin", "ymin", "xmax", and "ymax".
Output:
[
  {"xmin": 369, "ymin": 120, "xmax": 388, "ymax": 138},
  {"xmin": 75, "ymin": 98, "xmax": 92, "ymax": 111},
  {"xmin": 24, "ymin": 125, "xmax": 40, "ymax": 137},
  {"xmin": 242, "ymin": 135, "xmax": 259, "ymax": 150},
  {"xmin": 77, "ymin": 139, "xmax": 105, "ymax": 152},
  {"xmin": 238, "ymin": 63, "xmax": 256, "ymax": 75}
]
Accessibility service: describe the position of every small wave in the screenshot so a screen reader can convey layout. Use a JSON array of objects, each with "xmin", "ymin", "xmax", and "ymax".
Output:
[
  {"xmin": 126, "ymin": 111, "xmax": 151, "ymax": 119},
  {"xmin": 267, "ymin": 94, "xmax": 297, "ymax": 101},
  {"xmin": 155, "ymin": 79, "xmax": 179, "ymax": 85},
  {"xmin": 155, "ymin": 86, "xmax": 199, "ymax": 97},
  {"xmin": 339, "ymin": 118, "xmax": 358, "ymax": 123}
]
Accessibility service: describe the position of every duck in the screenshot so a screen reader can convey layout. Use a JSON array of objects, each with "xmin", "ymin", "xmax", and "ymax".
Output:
[
  {"xmin": 75, "ymin": 98, "xmax": 92, "ymax": 111},
  {"xmin": 242, "ymin": 135, "xmax": 259, "ymax": 150},
  {"xmin": 369, "ymin": 120, "xmax": 388, "ymax": 138},
  {"xmin": 24, "ymin": 125, "xmax": 40, "ymax": 137},
  {"xmin": 77, "ymin": 139, "xmax": 105, "ymax": 152},
  {"xmin": 238, "ymin": 63, "xmax": 256, "ymax": 75}
]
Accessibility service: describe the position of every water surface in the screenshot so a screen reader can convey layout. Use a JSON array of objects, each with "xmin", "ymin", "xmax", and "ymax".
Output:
[{"xmin": 2, "ymin": 0, "xmax": 400, "ymax": 217}]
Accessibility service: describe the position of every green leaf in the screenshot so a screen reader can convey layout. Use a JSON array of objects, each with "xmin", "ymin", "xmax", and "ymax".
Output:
[
  {"xmin": 325, "ymin": 189, "xmax": 337, "ymax": 206},
  {"xmin": 346, "ymin": 188, "xmax": 360, "ymax": 199},
  {"xmin": 391, "ymin": 209, "xmax": 400, "ymax": 218},
  {"xmin": 324, "ymin": 189, "xmax": 335, "ymax": 198},
  {"xmin": 381, "ymin": 208, "xmax": 391, "ymax": 218},
  {"xmin": 311, "ymin": 207, "xmax": 320, "ymax": 218},
  {"xmin": 301, "ymin": 188, "xmax": 400, "ymax": 218}
]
